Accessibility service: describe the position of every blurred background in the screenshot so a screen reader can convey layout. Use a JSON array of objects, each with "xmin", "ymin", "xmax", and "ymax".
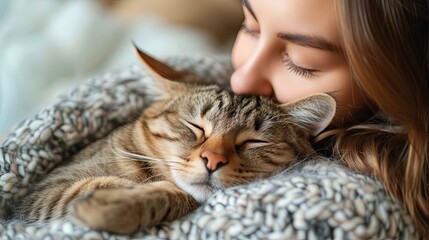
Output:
[{"xmin": 0, "ymin": 0, "xmax": 243, "ymax": 139}]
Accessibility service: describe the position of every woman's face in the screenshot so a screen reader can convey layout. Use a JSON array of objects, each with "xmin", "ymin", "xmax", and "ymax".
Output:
[{"xmin": 231, "ymin": 0, "xmax": 368, "ymax": 126}]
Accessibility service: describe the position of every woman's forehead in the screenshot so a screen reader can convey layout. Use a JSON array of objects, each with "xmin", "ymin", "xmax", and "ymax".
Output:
[{"xmin": 243, "ymin": 0, "xmax": 340, "ymax": 47}]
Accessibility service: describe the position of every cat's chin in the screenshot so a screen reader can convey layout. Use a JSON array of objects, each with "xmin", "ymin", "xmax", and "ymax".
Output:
[
  {"xmin": 174, "ymin": 179, "xmax": 220, "ymax": 203},
  {"xmin": 188, "ymin": 183, "xmax": 218, "ymax": 203}
]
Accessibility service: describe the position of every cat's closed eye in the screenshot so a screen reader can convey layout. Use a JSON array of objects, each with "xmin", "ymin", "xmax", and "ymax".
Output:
[
  {"xmin": 235, "ymin": 139, "xmax": 269, "ymax": 153},
  {"xmin": 183, "ymin": 120, "xmax": 206, "ymax": 143}
]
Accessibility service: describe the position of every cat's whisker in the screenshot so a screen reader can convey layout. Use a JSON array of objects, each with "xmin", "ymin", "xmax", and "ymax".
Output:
[
  {"xmin": 140, "ymin": 172, "xmax": 166, "ymax": 183},
  {"xmin": 129, "ymin": 150, "xmax": 185, "ymax": 164},
  {"xmin": 111, "ymin": 145, "xmax": 157, "ymax": 161},
  {"xmin": 69, "ymin": 156, "xmax": 180, "ymax": 173},
  {"xmin": 126, "ymin": 156, "xmax": 187, "ymax": 169},
  {"xmin": 109, "ymin": 140, "xmax": 160, "ymax": 161},
  {"xmin": 120, "ymin": 149, "xmax": 194, "ymax": 169},
  {"xmin": 123, "ymin": 147, "xmax": 181, "ymax": 159},
  {"xmin": 111, "ymin": 146, "xmax": 184, "ymax": 165},
  {"xmin": 114, "ymin": 163, "xmax": 181, "ymax": 179},
  {"xmin": 110, "ymin": 149, "xmax": 188, "ymax": 171}
]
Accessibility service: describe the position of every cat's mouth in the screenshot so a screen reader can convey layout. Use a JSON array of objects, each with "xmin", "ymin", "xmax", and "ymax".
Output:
[
  {"xmin": 190, "ymin": 180, "xmax": 213, "ymax": 188},
  {"xmin": 190, "ymin": 178, "xmax": 222, "ymax": 190}
]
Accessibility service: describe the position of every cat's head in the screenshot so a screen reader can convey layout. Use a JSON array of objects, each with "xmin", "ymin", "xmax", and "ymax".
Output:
[{"xmin": 135, "ymin": 47, "xmax": 336, "ymax": 202}]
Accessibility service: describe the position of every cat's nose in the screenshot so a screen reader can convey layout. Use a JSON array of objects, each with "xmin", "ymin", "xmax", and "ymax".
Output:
[{"xmin": 200, "ymin": 151, "xmax": 228, "ymax": 173}]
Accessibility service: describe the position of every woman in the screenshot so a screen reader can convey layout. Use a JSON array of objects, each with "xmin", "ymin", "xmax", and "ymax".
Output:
[{"xmin": 231, "ymin": 0, "xmax": 428, "ymax": 236}]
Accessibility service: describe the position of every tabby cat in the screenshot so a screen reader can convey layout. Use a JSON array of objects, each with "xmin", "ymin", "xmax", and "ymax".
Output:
[{"xmin": 15, "ymin": 48, "xmax": 336, "ymax": 235}]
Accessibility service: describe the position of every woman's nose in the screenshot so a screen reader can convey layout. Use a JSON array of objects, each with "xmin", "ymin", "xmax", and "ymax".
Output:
[{"xmin": 230, "ymin": 51, "xmax": 274, "ymax": 97}]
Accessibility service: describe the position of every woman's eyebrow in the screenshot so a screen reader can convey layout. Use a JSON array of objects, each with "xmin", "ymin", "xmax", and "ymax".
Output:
[
  {"xmin": 277, "ymin": 33, "xmax": 340, "ymax": 52},
  {"xmin": 242, "ymin": 0, "xmax": 258, "ymax": 20}
]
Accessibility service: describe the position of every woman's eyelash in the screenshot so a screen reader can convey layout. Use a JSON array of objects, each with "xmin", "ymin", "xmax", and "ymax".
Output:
[
  {"xmin": 240, "ymin": 24, "xmax": 259, "ymax": 37},
  {"xmin": 282, "ymin": 57, "xmax": 317, "ymax": 78}
]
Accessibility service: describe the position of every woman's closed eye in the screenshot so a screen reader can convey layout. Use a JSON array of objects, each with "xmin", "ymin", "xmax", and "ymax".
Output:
[
  {"xmin": 282, "ymin": 54, "xmax": 318, "ymax": 79},
  {"xmin": 240, "ymin": 24, "xmax": 318, "ymax": 79},
  {"xmin": 240, "ymin": 24, "xmax": 259, "ymax": 38}
]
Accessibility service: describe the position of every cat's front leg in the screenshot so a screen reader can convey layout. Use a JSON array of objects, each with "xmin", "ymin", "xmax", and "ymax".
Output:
[{"xmin": 72, "ymin": 181, "xmax": 200, "ymax": 234}]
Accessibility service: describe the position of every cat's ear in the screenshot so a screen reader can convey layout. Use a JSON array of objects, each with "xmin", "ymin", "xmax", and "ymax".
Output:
[
  {"xmin": 134, "ymin": 44, "xmax": 192, "ymax": 100},
  {"xmin": 134, "ymin": 44, "xmax": 187, "ymax": 81},
  {"xmin": 280, "ymin": 93, "xmax": 336, "ymax": 136}
]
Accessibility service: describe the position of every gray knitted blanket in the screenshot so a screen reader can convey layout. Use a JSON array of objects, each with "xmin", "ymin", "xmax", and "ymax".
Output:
[{"xmin": 0, "ymin": 55, "xmax": 420, "ymax": 239}]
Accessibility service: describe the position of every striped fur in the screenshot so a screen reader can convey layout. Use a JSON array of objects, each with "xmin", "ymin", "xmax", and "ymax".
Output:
[{"xmin": 15, "ymin": 55, "xmax": 335, "ymax": 235}]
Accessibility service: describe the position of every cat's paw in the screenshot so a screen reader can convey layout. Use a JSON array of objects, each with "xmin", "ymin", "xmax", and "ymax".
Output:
[{"xmin": 71, "ymin": 187, "xmax": 143, "ymax": 235}]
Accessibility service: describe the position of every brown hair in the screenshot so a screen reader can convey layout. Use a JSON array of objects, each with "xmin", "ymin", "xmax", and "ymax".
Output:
[{"xmin": 321, "ymin": 0, "xmax": 429, "ymax": 236}]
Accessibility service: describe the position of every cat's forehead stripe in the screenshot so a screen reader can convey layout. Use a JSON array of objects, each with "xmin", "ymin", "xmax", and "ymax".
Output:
[
  {"xmin": 200, "ymin": 103, "xmax": 213, "ymax": 118},
  {"xmin": 196, "ymin": 91, "xmax": 276, "ymax": 131},
  {"xmin": 236, "ymin": 97, "xmax": 261, "ymax": 120},
  {"xmin": 254, "ymin": 118, "xmax": 264, "ymax": 131}
]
